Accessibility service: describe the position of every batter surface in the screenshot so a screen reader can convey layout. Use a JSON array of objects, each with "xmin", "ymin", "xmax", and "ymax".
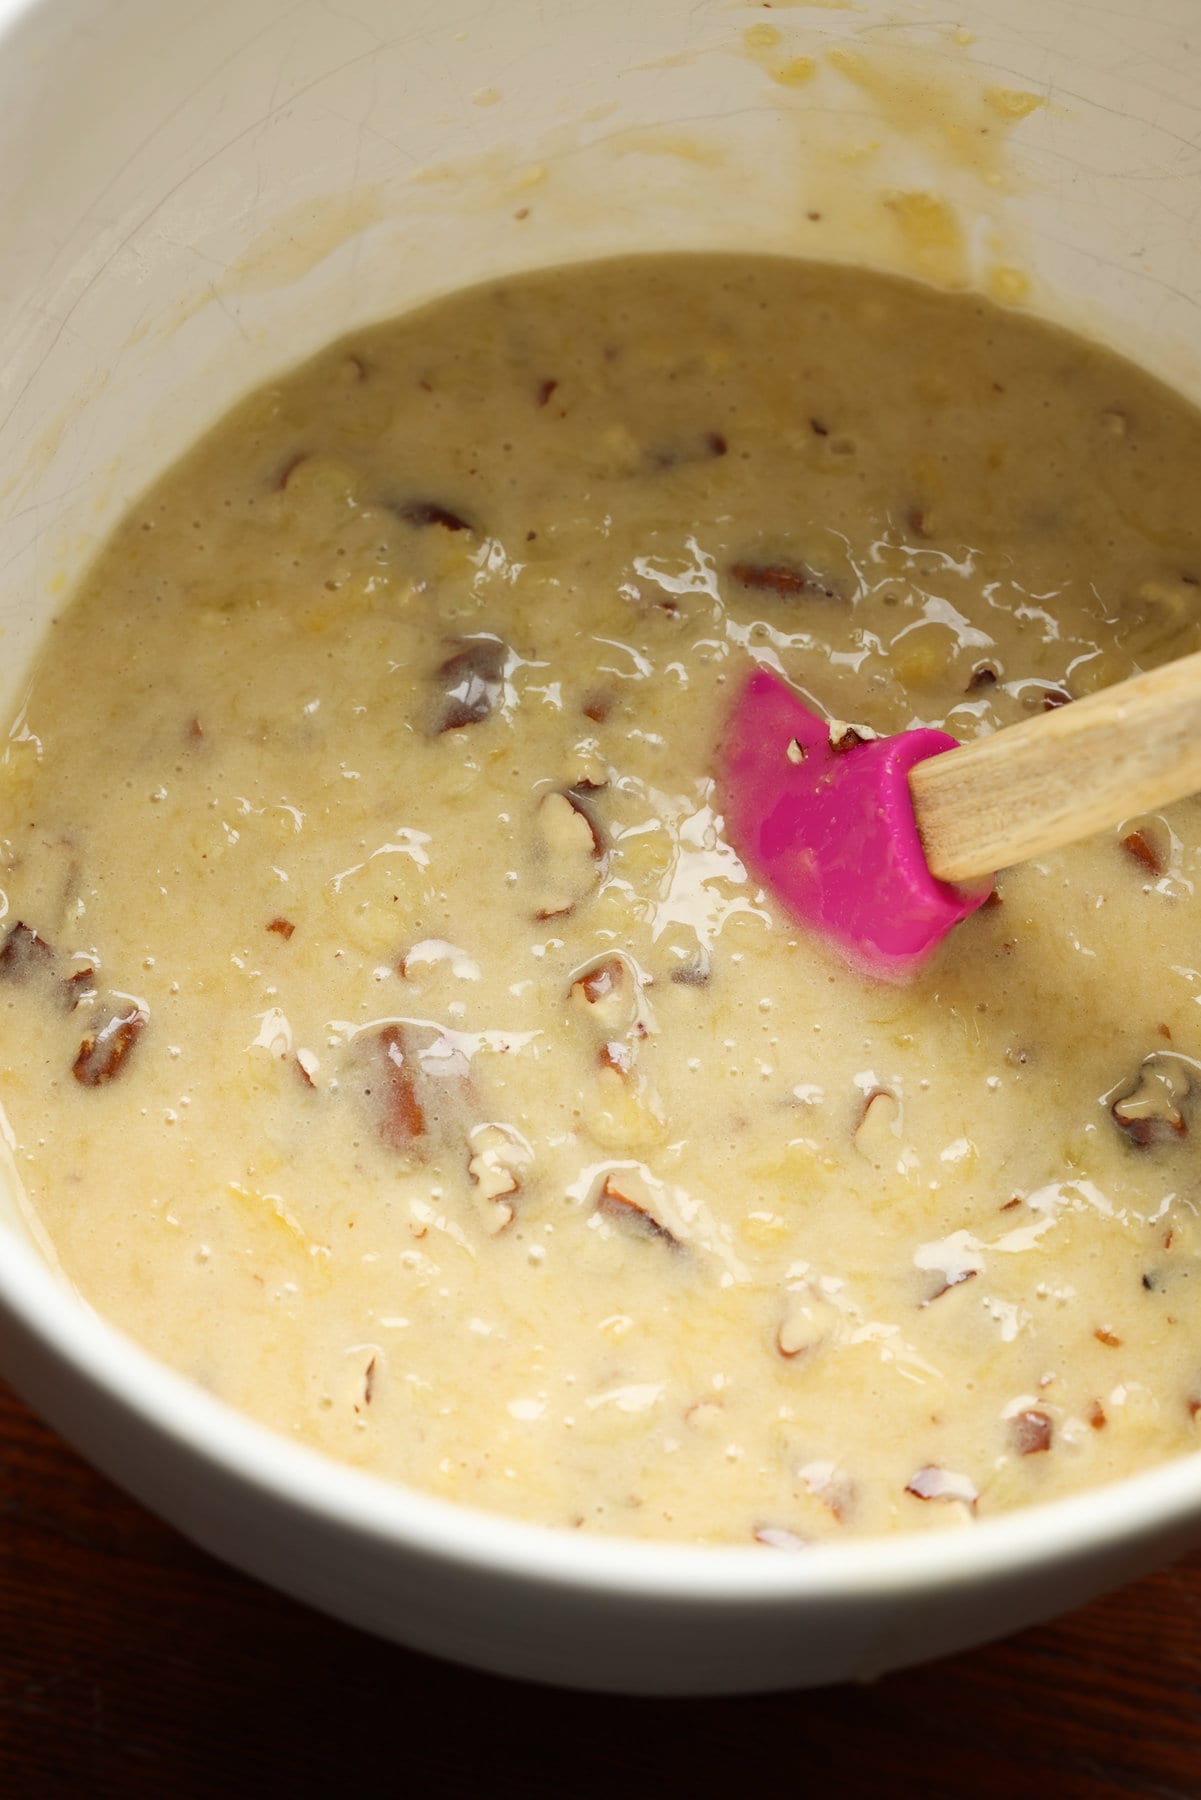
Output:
[{"xmin": 4, "ymin": 255, "xmax": 1201, "ymax": 1544}]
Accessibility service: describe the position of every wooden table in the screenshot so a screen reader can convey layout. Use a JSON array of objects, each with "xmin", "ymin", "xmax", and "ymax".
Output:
[{"xmin": 2, "ymin": 1378, "xmax": 1199, "ymax": 1799}]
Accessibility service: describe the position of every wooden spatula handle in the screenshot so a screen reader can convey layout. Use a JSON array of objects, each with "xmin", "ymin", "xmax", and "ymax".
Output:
[{"xmin": 910, "ymin": 648, "xmax": 1201, "ymax": 885}]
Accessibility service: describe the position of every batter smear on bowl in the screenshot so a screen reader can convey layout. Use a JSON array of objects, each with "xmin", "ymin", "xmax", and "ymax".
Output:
[{"xmin": 3, "ymin": 254, "xmax": 1201, "ymax": 1544}]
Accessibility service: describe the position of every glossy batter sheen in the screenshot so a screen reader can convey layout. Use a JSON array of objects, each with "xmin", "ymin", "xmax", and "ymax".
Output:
[{"xmin": 4, "ymin": 255, "xmax": 1201, "ymax": 1546}]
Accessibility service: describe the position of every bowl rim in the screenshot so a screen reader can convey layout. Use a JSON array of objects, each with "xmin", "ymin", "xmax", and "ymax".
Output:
[{"xmin": 3, "ymin": 1218, "xmax": 1201, "ymax": 1601}]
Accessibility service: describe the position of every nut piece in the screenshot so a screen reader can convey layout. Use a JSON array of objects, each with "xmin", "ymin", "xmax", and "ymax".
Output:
[
  {"xmin": 73, "ymin": 1006, "xmax": 147, "ymax": 1087},
  {"xmin": 670, "ymin": 949, "xmax": 711, "ymax": 988},
  {"xmin": 753, "ymin": 1524, "xmax": 809, "ymax": 1552},
  {"xmin": 62, "ymin": 967, "xmax": 97, "ymax": 1012},
  {"xmin": 1010, "ymin": 1409, "xmax": 1053, "ymax": 1455},
  {"xmin": 393, "ymin": 499, "xmax": 473, "ymax": 532},
  {"xmin": 569, "ymin": 955, "xmax": 638, "ymax": 1038},
  {"xmin": 434, "ymin": 637, "xmax": 507, "ymax": 734},
  {"xmin": 729, "ymin": 560, "xmax": 842, "ymax": 601},
  {"xmin": 0, "ymin": 920, "xmax": 54, "ymax": 979},
  {"xmin": 595, "ymin": 1172, "xmax": 681, "ymax": 1248},
  {"xmin": 468, "ymin": 1124, "xmax": 532, "ymax": 1235},
  {"xmin": 904, "ymin": 1465, "xmax": 979, "ymax": 1510},
  {"xmin": 775, "ymin": 1289, "xmax": 839, "ymax": 1361},
  {"xmin": 369, "ymin": 1024, "xmax": 426, "ymax": 1151},
  {"xmin": 533, "ymin": 791, "xmax": 604, "ymax": 919},
  {"xmin": 828, "ymin": 719, "xmax": 877, "ymax": 753},
  {"xmin": 797, "ymin": 1459, "xmax": 855, "ymax": 1523},
  {"xmin": 353, "ymin": 1023, "xmax": 474, "ymax": 1159},
  {"xmin": 852, "ymin": 1088, "xmax": 901, "ymax": 1168},
  {"xmin": 1121, "ymin": 828, "xmax": 1165, "ymax": 876},
  {"xmin": 1109, "ymin": 1052, "xmax": 1198, "ymax": 1148}
]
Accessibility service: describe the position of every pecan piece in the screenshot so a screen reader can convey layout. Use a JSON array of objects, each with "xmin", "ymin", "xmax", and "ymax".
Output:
[
  {"xmin": 434, "ymin": 637, "xmax": 507, "ymax": 734},
  {"xmin": 649, "ymin": 431, "xmax": 728, "ymax": 468},
  {"xmin": 595, "ymin": 1173, "xmax": 681, "ymax": 1248},
  {"xmin": 354, "ymin": 1023, "xmax": 474, "ymax": 1158},
  {"xmin": 363, "ymin": 1024, "xmax": 427, "ymax": 1151},
  {"xmin": 0, "ymin": 921, "xmax": 54, "ymax": 979},
  {"xmin": 267, "ymin": 917, "xmax": 296, "ymax": 940},
  {"xmin": 852, "ymin": 1088, "xmax": 901, "ymax": 1168},
  {"xmin": 272, "ymin": 451, "xmax": 310, "ymax": 491},
  {"xmin": 532, "ymin": 790, "xmax": 604, "ymax": 919},
  {"xmin": 729, "ymin": 560, "xmax": 841, "ymax": 602},
  {"xmin": 467, "ymin": 1123, "xmax": 531, "ymax": 1235},
  {"xmin": 73, "ymin": 1006, "xmax": 146, "ymax": 1087},
  {"xmin": 1010, "ymin": 1409, "xmax": 1053, "ymax": 1455},
  {"xmin": 753, "ymin": 1525, "xmax": 809, "ymax": 1551},
  {"xmin": 569, "ymin": 956, "xmax": 638, "ymax": 1038},
  {"xmin": 1108, "ymin": 1052, "xmax": 1199, "ymax": 1148},
  {"xmin": 582, "ymin": 692, "xmax": 613, "ymax": 724},
  {"xmin": 904, "ymin": 1465, "xmax": 978, "ymax": 1509},
  {"xmin": 1121, "ymin": 824, "xmax": 1167, "ymax": 876},
  {"xmin": 62, "ymin": 967, "xmax": 97, "ymax": 1012},
  {"xmin": 775, "ymin": 1290, "xmax": 838, "ymax": 1361},
  {"xmin": 392, "ymin": 499, "xmax": 473, "ymax": 532}
]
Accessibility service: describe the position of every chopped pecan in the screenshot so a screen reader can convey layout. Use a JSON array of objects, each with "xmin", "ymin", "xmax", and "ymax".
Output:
[
  {"xmin": 670, "ymin": 950, "xmax": 711, "ymax": 987},
  {"xmin": 273, "ymin": 451, "xmax": 310, "ymax": 491},
  {"xmin": 828, "ymin": 720, "xmax": 877, "ymax": 754},
  {"xmin": 753, "ymin": 1525, "xmax": 809, "ymax": 1551},
  {"xmin": 0, "ymin": 921, "xmax": 54, "ymax": 978},
  {"xmin": 1088, "ymin": 1401, "xmax": 1107, "ymax": 1430},
  {"xmin": 729, "ymin": 560, "xmax": 841, "ymax": 602},
  {"xmin": 582, "ymin": 692, "xmax": 613, "ymax": 724},
  {"xmin": 1094, "ymin": 1326, "xmax": 1122, "ymax": 1348},
  {"xmin": 61, "ymin": 967, "xmax": 96, "ymax": 1012},
  {"xmin": 599, "ymin": 1040, "xmax": 634, "ymax": 1077},
  {"xmin": 922, "ymin": 1268, "xmax": 977, "ymax": 1306},
  {"xmin": 354, "ymin": 1022, "xmax": 474, "ymax": 1159},
  {"xmin": 798, "ymin": 1460, "xmax": 855, "ymax": 1523},
  {"xmin": 596, "ymin": 1173, "xmax": 680, "ymax": 1248},
  {"xmin": 392, "ymin": 499, "xmax": 473, "ymax": 532},
  {"xmin": 267, "ymin": 917, "xmax": 296, "ymax": 940},
  {"xmin": 967, "ymin": 664, "xmax": 998, "ymax": 692},
  {"xmin": 468, "ymin": 1124, "xmax": 531, "ymax": 1234},
  {"xmin": 569, "ymin": 957, "xmax": 639, "ymax": 1042},
  {"xmin": 1042, "ymin": 688, "xmax": 1072, "ymax": 711},
  {"xmin": 1121, "ymin": 825, "xmax": 1167, "ymax": 876},
  {"xmin": 1108, "ymin": 1052, "xmax": 1198, "ymax": 1148},
  {"xmin": 434, "ymin": 637, "xmax": 507, "ymax": 733},
  {"xmin": 649, "ymin": 431, "xmax": 728, "ymax": 468},
  {"xmin": 536, "ymin": 378, "xmax": 559, "ymax": 407},
  {"xmin": 853, "ymin": 1089, "xmax": 900, "ymax": 1167},
  {"xmin": 776, "ymin": 1290, "xmax": 838, "ymax": 1360},
  {"xmin": 361, "ymin": 1024, "xmax": 426, "ymax": 1151},
  {"xmin": 904, "ymin": 1465, "xmax": 979, "ymax": 1509},
  {"xmin": 1010, "ymin": 1409, "xmax": 1053, "ymax": 1455},
  {"xmin": 532, "ymin": 790, "xmax": 604, "ymax": 919},
  {"xmin": 73, "ymin": 1006, "xmax": 146, "ymax": 1087}
]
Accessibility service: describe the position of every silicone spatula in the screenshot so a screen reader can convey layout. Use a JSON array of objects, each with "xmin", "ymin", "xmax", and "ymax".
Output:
[{"xmin": 718, "ymin": 653, "xmax": 1201, "ymax": 980}]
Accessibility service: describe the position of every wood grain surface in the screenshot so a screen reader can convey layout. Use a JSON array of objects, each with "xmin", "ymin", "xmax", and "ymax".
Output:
[{"xmin": 2, "ymin": 1375, "xmax": 1199, "ymax": 1800}]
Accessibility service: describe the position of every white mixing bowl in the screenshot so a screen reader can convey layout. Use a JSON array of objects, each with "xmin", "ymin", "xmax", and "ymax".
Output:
[{"xmin": 2, "ymin": 0, "xmax": 1201, "ymax": 1695}]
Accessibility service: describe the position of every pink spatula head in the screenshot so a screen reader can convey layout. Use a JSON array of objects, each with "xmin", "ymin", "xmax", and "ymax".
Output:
[{"xmin": 718, "ymin": 668, "xmax": 988, "ymax": 980}]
